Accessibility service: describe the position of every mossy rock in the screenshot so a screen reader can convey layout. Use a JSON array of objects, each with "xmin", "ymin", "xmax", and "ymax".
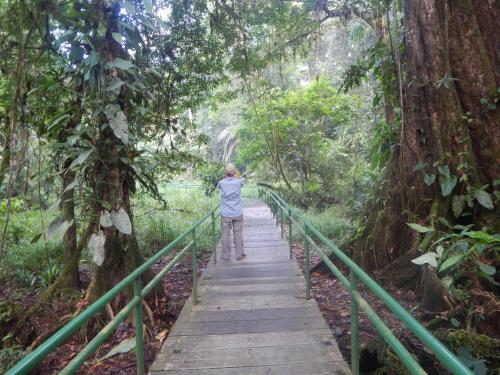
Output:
[{"xmin": 436, "ymin": 329, "xmax": 499, "ymax": 360}]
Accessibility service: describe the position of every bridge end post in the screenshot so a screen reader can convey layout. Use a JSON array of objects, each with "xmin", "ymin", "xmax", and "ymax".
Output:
[
  {"xmin": 304, "ymin": 225, "xmax": 311, "ymax": 300},
  {"xmin": 192, "ymin": 228, "xmax": 198, "ymax": 305},
  {"xmin": 288, "ymin": 208, "xmax": 292, "ymax": 260},
  {"xmin": 350, "ymin": 270, "xmax": 359, "ymax": 375},
  {"xmin": 133, "ymin": 277, "xmax": 145, "ymax": 375},
  {"xmin": 280, "ymin": 206, "xmax": 284, "ymax": 238},
  {"xmin": 211, "ymin": 211, "xmax": 217, "ymax": 264}
]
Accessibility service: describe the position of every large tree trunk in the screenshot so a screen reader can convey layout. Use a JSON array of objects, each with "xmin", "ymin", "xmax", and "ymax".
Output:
[
  {"xmin": 84, "ymin": 0, "xmax": 151, "ymax": 302},
  {"xmin": 0, "ymin": 116, "xmax": 12, "ymax": 186},
  {"xmin": 85, "ymin": 134, "xmax": 146, "ymax": 301},
  {"xmin": 60, "ymin": 166, "xmax": 80, "ymax": 289},
  {"xmin": 354, "ymin": 0, "xmax": 499, "ymax": 273}
]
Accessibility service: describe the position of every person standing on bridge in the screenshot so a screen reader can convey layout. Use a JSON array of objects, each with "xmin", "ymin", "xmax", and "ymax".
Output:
[{"xmin": 217, "ymin": 163, "xmax": 245, "ymax": 260}]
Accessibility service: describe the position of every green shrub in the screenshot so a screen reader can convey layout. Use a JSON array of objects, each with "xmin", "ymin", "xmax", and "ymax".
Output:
[
  {"xmin": 0, "ymin": 241, "xmax": 63, "ymax": 288},
  {"xmin": 196, "ymin": 161, "xmax": 224, "ymax": 196},
  {"xmin": 283, "ymin": 204, "xmax": 353, "ymax": 249},
  {"xmin": 0, "ymin": 346, "xmax": 25, "ymax": 373},
  {"xmin": 134, "ymin": 187, "xmax": 219, "ymax": 257}
]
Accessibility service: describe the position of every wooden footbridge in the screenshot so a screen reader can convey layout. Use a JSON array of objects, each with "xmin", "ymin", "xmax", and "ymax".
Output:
[
  {"xmin": 7, "ymin": 186, "xmax": 473, "ymax": 375},
  {"xmin": 149, "ymin": 199, "xmax": 349, "ymax": 374}
]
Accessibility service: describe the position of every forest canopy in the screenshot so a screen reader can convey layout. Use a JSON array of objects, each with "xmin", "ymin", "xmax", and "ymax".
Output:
[{"xmin": 0, "ymin": 0, "xmax": 498, "ymax": 373}]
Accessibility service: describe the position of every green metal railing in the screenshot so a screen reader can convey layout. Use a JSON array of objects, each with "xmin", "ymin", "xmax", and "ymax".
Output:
[
  {"xmin": 258, "ymin": 184, "xmax": 472, "ymax": 375},
  {"xmin": 6, "ymin": 207, "xmax": 220, "ymax": 375}
]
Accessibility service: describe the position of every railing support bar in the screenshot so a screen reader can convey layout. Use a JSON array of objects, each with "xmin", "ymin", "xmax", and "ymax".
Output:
[
  {"xmin": 134, "ymin": 277, "xmax": 145, "ymax": 375},
  {"xmin": 192, "ymin": 228, "xmax": 198, "ymax": 305},
  {"xmin": 304, "ymin": 224, "xmax": 311, "ymax": 300},
  {"xmin": 350, "ymin": 271, "xmax": 359, "ymax": 375},
  {"xmin": 288, "ymin": 208, "xmax": 292, "ymax": 260},
  {"xmin": 211, "ymin": 211, "xmax": 217, "ymax": 264},
  {"xmin": 280, "ymin": 206, "xmax": 284, "ymax": 238}
]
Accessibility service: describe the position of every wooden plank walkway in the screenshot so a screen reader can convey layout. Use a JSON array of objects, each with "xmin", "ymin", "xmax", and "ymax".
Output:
[{"xmin": 150, "ymin": 199, "xmax": 350, "ymax": 375}]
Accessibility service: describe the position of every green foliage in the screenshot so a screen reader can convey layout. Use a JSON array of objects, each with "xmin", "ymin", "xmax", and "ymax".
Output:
[
  {"xmin": 133, "ymin": 186, "xmax": 219, "ymax": 257},
  {"xmin": 196, "ymin": 161, "xmax": 225, "ymax": 196},
  {"xmin": 302, "ymin": 206, "xmax": 353, "ymax": 248},
  {"xmin": 1, "ymin": 241, "xmax": 63, "ymax": 288},
  {"xmin": 237, "ymin": 77, "xmax": 372, "ymax": 208},
  {"xmin": 0, "ymin": 346, "xmax": 25, "ymax": 374},
  {"xmin": 436, "ymin": 330, "xmax": 499, "ymax": 375}
]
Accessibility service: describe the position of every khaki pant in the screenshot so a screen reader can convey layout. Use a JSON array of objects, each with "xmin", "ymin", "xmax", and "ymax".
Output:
[{"xmin": 221, "ymin": 215, "xmax": 244, "ymax": 259}]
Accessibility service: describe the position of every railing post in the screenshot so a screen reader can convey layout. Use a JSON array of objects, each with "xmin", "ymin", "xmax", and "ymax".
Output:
[
  {"xmin": 133, "ymin": 277, "xmax": 145, "ymax": 375},
  {"xmin": 304, "ymin": 224, "xmax": 311, "ymax": 300},
  {"xmin": 280, "ymin": 206, "xmax": 284, "ymax": 238},
  {"xmin": 288, "ymin": 208, "xmax": 292, "ymax": 260},
  {"xmin": 211, "ymin": 211, "xmax": 217, "ymax": 264},
  {"xmin": 192, "ymin": 228, "xmax": 198, "ymax": 305},
  {"xmin": 275, "ymin": 202, "xmax": 279, "ymax": 227},
  {"xmin": 350, "ymin": 270, "xmax": 359, "ymax": 375}
]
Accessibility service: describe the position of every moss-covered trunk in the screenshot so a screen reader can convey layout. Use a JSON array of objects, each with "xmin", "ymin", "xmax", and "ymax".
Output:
[
  {"xmin": 84, "ymin": 0, "xmax": 151, "ymax": 302},
  {"xmin": 354, "ymin": 0, "xmax": 499, "ymax": 277},
  {"xmin": 84, "ymin": 138, "xmax": 145, "ymax": 301},
  {"xmin": 60, "ymin": 166, "xmax": 80, "ymax": 289}
]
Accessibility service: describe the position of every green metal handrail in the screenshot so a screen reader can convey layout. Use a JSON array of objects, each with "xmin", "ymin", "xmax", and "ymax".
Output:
[
  {"xmin": 258, "ymin": 184, "xmax": 473, "ymax": 375},
  {"xmin": 6, "ymin": 207, "xmax": 220, "ymax": 375}
]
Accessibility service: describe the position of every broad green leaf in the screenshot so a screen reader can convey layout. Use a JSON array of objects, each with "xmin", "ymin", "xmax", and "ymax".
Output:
[
  {"xmin": 411, "ymin": 252, "xmax": 438, "ymax": 268},
  {"xmin": 438, "ymin": 217, "xmax": 450, "ymax": 228},
  {"xmin": 465, "ymin": 231, "xmax": 499, "ymax": 243},
  {"xmin": 48, "ymin": 114, "xmax": 70, "ymax": 130},
  {"xmin": 105, "ymin": 105, "xmax": 129, "ymax": 144},
  {"xmin": 111, "ymin": 208, "xmax": 132, "ymax": 235},
  {"xmin": 436, "ymin": 245, "xmax": 444, "ymax": 257},
  {"xmin": 108, "ymin": 58, "xmax": 135, "ymax": 71},
  {"xmin": 46, "ymin": 218, "xmax": 74, "ymax": 240},
  {"xmin": 438, "ymin": 165, "xmax": 450, "ymax": 177},
  {"xmin": 100, "ymin": 337, "xmax": 135, "ymax": 360},
  {"xmin": 440, "ymin": 175, "xmax": 457, "ymax": 197},
  {"xmin": 407, "ymin": 223, "xmax": 434, "ymax": 233},
  {"xmin": 69, "ymin": 150, "xmax": 92, "ymax": 169},
  {"xmin": 442, "ymin": 276, "xmax": 453, "ymax": 288},
  {"xmin": 452, "ymin": 195, "xmax": 465, "ymax": 218},
  {"xmin": 63, "ymin": 180, "xmax": 78, "ymax": 193},
  {"xmin": 474, "ymin": 190, "xmax": 494, "ymax": 209},
  {"xmin": 478, "ymin": 263, "xmax": 496, "ymax": 276},
  {"xmin": 111, "ymin": 32, "xmax": 123, "ymax": 43},
  {"xmin": 424, "ymin": 174, "xmax": 436, "ymax": 186},
  {"xmin": 105, "ymin": 77, "xmax": 125, "ymax": 92},
  {"xmin": 413, "ymin": 162, "xmax": 427, "ymax": 171},
  {"xmin": 439, "ymin": 255, "xmax": 463, "ymax": 272},
  {"xmin": 99, "ymin": 211, "xmax": 113, "ymax": 228},
  {"xmin": 457, "ymin": 346, "xmax": 474, "ymax": 367},
  {"xmin": 31, "ymin": 233, "xmax": 42, "ymax": 244},
  {"xmin": 89, "ymin": 233, "xmax": 105, "ymax": 266},
  {"xmin": 47, "ymin": 198, "xmax": 61, "ymax": 212}
]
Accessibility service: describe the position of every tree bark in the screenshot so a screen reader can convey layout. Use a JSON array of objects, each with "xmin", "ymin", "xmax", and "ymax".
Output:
[
  {"xmin": 84, "ymin": 0, "xmax": 152, "ymax": 302},
  {"xmin": 354, "ymin": 0, "xmax": 500, "ymax": 271},
  {"xmin": 60, "ymin": 166, "xmax": 80, "ymax": 289}
]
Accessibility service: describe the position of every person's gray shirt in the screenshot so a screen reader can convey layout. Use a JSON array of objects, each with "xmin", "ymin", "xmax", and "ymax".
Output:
[{"xmin": 217, "ymin": 177, "xmax": 243, "ymax": 217}]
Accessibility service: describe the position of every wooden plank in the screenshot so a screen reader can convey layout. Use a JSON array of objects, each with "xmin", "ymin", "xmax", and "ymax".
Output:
[
  {"xmin": 150, "ymin": 362, "xmax": 350, "ymax": 375},
  {"xmin": 192, "ymin": 295, "xmax": 314, "ymax": 312},
  {"xmin": 153, "ymin": 344, "xmax": 343, "ymax": 370},
  {"xmin": 162, "ymin": 329, "xmax": 336, "ymax": 351},
  {"xmin": 171, "ymin": 317, "xmax": 328, "ymax": 336},
  {"xmin": 178, "ymin": 306, "xmax": 321, "ymax": 323}
]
